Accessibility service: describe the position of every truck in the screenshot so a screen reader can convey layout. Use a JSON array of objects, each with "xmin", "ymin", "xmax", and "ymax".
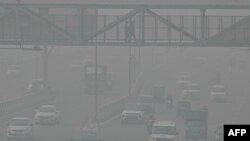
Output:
[
  {"xmin": 185, "ymin": 108, "xmax": 208, "ymax": 141},
  {"xmin": 83, "ymin": 64, "xmax": 107, "ymax": 95}
]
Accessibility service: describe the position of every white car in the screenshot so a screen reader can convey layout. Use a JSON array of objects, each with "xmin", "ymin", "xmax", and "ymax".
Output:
[
  {"xmin": 7, "ymin": 117, "xmax": 33, "ymax": 140},
  {"xmin": 149, "ymin": 121, "xmax": 178, "ymax": 141},
  {"xmin": 210, "ymin": 85, "xmax": 226, "ymax": 102},
  {"xmin": 121, "ymin": 110, "xmax": 145, "ymax": 124},
  {"xmin": 177, "ymin": 75, "xmax": 190, "ymax": 90},
  {"xmin": 182, "ymin": 83, "xmax": 200, "ymax": 101},
  {"xmin": 35, "ymin": 105, "xmax": 60, "ymax": 124}
]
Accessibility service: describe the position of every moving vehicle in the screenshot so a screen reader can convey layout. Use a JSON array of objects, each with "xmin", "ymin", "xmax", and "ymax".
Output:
[
  {"xmin": 210, "ymin": 85, "xmax": 226, "ymax": 102},
  {"xmin": 121, "ymin": 110, "xmax": 145, "ymax": 124},
  {"xmin": 7, "ymin": 117, "xmax": 33, "ymax": 140},
  {"xmin": 214, "ymin": 125, "xmax": 223, "ymax": 141},
  {"xmin": 35, "ymin": 105, "xmax": 60, "ymax": 124},
  {"xmin": 182, "ymin": 83, "xmax": 200, "ymax": 101},
  {"xmin": 125, "ymin": 103, "xmax": 155, "ymax": 120},
  {"xmin": 149, "ymin": 121, "xmax": 178, "ymax": 141},
  {"xmin": 177, "ymin": 75, "xmax": 190, "ymax": 90},
  {"xmin": 166, "ymin": 95, "xmax": 174, "ymax": 111},
  {"xmin": 84, "ymin": 64, "xmax": 107, "ymax": 95}
]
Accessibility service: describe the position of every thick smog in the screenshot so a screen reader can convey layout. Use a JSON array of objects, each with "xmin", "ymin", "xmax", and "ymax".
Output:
[{"xmin": 0, "ymin": 0, "xmax": 250, "ymax": 141}]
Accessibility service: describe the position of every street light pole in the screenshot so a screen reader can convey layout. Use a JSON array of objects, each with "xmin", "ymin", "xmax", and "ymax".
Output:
[
  {"xmin": 94, "ymin": 43, "xmax": 99, "ymax": 123},
  {"xmin": 43, "ymin": 46, "xmax": 49, "ymax": 89},
  {"xmin": 152, "ymin": 47, "xmax": 155, "ymax": 70},
  {"xmin": 129, "ymin": 46, "xmax": 132, "ymax": 95}
]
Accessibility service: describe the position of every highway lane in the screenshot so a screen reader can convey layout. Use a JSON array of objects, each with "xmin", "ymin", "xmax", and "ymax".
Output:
[
  {"xmin": 0, "ymin": 46, "xmax": 151, "ymax": 141},
  {"xmin": 99, "ymin": 47, "xmax": 250, "ymax": 141}
]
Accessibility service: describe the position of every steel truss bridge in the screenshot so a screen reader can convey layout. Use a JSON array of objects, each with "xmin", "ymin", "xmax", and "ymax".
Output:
[{"xmin": 0, "ymin": 3, "xmax": 250, "ymax": 48}]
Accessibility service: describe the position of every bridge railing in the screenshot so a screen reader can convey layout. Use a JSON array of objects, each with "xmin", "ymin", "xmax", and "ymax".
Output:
[{"xmin": 0, "ymin": 11, "xmax": 246, "ymax": 45}]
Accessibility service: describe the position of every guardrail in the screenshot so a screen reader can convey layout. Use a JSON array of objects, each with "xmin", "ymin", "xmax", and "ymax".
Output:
[{"xmin": 0, "ymin": 89, "xmax": 56, "ymax": 118}]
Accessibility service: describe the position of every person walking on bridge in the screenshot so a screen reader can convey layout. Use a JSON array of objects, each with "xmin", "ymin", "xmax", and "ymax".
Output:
[
  {"xmin": 124, "ymin": 21, "xmax": 129, "ymax": 42},
  {"xmin": 128, "ymin": 19, "xmax": 136, "ymax": 43}
]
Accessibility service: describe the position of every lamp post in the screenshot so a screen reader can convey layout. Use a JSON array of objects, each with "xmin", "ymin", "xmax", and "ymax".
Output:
[{"xmin": 94, "ymin": 41, "xmax": 99, "ymax": 123}]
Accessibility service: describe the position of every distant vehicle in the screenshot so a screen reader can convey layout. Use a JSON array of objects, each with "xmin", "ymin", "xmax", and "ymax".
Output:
[
  {"xmin": 84, "ymin": 64, "xmax": 107, "ymax": 95},
  {"xmin": 6, "ymin": 65, "xmax": 21, "ymax": 78},
  {"xmin": 125, "ymin": 104, "xmax": 155, "ymax": 120},
  {"xmin": 182, "ymin": 83, "xmax": 200, "ymax": 101},
  {"xmin": 210, "ymin": 85, "xmax": 226, "ymax": 102},
  {"xmin": 121, "ymin": 109, "xmax": 145, "ymax": 124},
  {"xmin": 27, "ymin": 79, "xmax": 44, "ymax": 93},
  {"xmin": 149, "ymin": 121, "xmax": 178, "ymax": 141},
  {"xmin": 166, "ymin": 94, "xmax": 174, "ymax": 111},
  {"xmin": 34, "ymin": 105, "xmax": 60, "ymax": 124},
  {"xmin": 72, "ymin": 125, "xmax": 101, "ymax": 141},
  {"xmin": 177, "ymin": 75, "xmax": 190, "ymax": 90},
  {"xmin": 151, "ymin": 85, "xmax": 166, "ymax": 103},
  {"xmin": 185, "ymin": 108, "xmax": 208, "ymax": 140},
  {"xmin": 138, "ymin": 95, "xmax": 155, "ymax": 105},
  {"xmin": 7, "ymin": 117, "xmax": 33, "ymax": 140},
  {"xmin": 214, "ymin": 126, "xmax": 223, "ymax": 141}
]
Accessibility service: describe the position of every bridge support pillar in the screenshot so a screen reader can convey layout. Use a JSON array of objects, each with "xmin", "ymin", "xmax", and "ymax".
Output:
[{"xmin": 200, "ymin": 9, "xmax": 207, "ymax": 44}]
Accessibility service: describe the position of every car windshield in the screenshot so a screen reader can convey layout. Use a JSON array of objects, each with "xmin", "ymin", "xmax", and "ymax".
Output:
[
  {"xmin": 152, "ymin": 126, "xmax": 176, "ymax": 135},
  {"xmin": 39, "ymin": 106, "xmax": 56, "ymax": 112},
  {"xmin": 212, "ymin": 87, "xmax": 225, "ymax": 93},
  {"xmin": 10, "ymin": 119, "xmax": 29, "ymax": 126}
]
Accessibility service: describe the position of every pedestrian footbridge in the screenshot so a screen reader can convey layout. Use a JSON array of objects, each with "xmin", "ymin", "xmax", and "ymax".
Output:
[{"xmin": 0, "ymin": 3, "xmax": 250, "ymax": 47}]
